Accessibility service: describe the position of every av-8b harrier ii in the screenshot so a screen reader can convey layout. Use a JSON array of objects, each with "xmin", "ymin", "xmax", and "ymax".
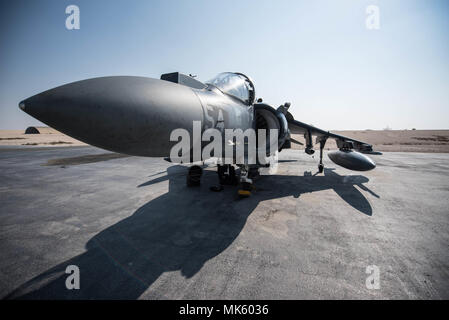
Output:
[{"xmin": 19, "ymin": 72, "xmax": 376, "ymax": 196}]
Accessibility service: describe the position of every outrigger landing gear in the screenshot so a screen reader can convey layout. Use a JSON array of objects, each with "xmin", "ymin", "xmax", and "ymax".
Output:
[
  {"xmin": 318, "ymin": 138, "xmax": 327, "ymax": 173},
  {"xmin": 305, "ymin": 128, "xmax": 328, "ymax": 173}
]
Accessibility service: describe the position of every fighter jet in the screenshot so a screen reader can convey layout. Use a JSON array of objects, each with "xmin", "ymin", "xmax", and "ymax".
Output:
[{"xmin": 19, "ymin": 72, "xmax": 376, "ymax": 196}]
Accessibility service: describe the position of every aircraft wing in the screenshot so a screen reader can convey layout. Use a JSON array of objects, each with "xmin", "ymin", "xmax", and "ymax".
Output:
[{"xmin": 285, "ymin": 113, "xmax": 374, "ymax": 153}]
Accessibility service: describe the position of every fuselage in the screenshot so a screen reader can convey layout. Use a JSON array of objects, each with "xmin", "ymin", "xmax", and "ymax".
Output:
[{"xmin": 19, "ymin": 72, "xmax": 376, "ymax": 171}]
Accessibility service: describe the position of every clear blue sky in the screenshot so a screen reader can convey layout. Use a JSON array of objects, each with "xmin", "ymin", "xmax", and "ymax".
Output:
[{"xmin": 1, "ymin": 0, "xmax": 448, "ymax": 130}]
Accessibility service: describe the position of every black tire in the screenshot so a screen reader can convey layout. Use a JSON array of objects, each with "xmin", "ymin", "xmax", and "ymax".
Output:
[
  {"xmin": 187, "ymin": 165, "xmax": 202, "ymax": 187},
  {"xmin": 318, "ymin": 164, "xmax": 324, "ymax": 173}
]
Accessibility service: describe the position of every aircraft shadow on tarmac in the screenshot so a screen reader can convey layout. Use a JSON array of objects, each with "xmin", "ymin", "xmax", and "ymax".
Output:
[{"xmin": 6, "ymin": 166, "xmax": 378, "ymax": 299}]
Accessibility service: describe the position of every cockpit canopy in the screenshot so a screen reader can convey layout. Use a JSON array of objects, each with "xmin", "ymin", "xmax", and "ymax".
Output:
[{"xmin": 207, "ymin": 72, "xmax": 255, "ymax": 106}]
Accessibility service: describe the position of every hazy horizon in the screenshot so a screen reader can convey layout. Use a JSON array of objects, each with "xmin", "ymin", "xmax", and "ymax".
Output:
[{"xmin": 1, "ymin": 0, "xmax": 448, "ymax": 131}]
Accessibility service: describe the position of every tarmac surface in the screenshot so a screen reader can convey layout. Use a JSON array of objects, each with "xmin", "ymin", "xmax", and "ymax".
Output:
[{"xmin": 0, "ymin": 146, "xmax": 448, "ymax": 299}]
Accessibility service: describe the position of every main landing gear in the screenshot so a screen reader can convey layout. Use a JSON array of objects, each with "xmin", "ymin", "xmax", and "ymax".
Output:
[
  {"xmin": 187, "ymin": 164, "xmax": 254, "ymax": 198},
  {"xmin": 209, "ymin": 164, "xmax": 238, "ymax": 192},
  {"xmin": 186, "ymin": 165, "xmax": 203, "ymax": 187},
  {"xmin": 187, "ymin": 164, "xmax": 240, "ymax": 189},
  {"xmin": 217, "ymin": 164, "xmax": 238, "ymax": 186}
]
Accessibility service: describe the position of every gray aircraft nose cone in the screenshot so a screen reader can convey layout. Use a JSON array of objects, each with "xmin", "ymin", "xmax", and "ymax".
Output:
[{"xmin": 19, "ymin": 76, "xmax": 204, "ymax": 156}]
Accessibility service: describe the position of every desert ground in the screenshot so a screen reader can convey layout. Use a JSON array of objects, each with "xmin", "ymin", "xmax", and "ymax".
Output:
[
  {"xmin": 1, "ymin": 146, "xmax": 448, "ymax": 299},
  {"xmin": 0, "ymin": 128, "xmax": 85, "ymax": 147},
  {"xmin": 1, "ymin": 128, "xmax": 449, "ymax": 299},
  {"xmin": 1, "ymin": 127, "xmax": 449, "ymax": 153}
]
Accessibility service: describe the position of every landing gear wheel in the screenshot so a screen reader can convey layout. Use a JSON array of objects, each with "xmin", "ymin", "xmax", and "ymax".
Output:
[
  {"xmin": 187, "ymin": 165, "xmax": 202, "ymax": 187},
  {"xmin": 318, "ymin": 163, "xmax": 324, "ymax": 173}
]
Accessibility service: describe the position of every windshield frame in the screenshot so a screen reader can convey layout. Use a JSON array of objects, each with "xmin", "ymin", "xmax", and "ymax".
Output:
[{"xmin": 206, "ymin": 72, "xmax": 255, "ymax": 106}]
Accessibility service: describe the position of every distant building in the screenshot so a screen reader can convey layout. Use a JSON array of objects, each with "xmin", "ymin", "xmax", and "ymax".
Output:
[
  {"xmin": 25, "ymin": 126, "xmax": 40, "ymax": 134},
  {"xmin": 24, "ymin": 126, "xmax": 59, "ymax": 134}
]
